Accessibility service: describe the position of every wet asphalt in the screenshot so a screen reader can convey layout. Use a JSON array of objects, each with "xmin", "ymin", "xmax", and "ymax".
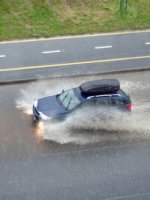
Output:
[{"xmin": 1, "ymin": 71, "xmax": 150, "ymax": 199}]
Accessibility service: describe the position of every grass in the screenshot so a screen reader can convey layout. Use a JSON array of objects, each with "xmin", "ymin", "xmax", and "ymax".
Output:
[{"xmin": 0, "ymin": 0, "xmax": 149, "ymax": 40}]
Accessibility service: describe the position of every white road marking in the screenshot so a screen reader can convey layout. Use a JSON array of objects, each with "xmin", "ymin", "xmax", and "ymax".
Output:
[
  {"xmin": 145, "ymin": 42, "xmax": 150, "ymax": 45},
  {"xmin": 42, "ymin": 50, "xmax": 62, "ymax": 54},
  {"xmin": 0, "ymin": 29, "xmax": 149, "ymax": 45},
  {"xmin": 95, "ymin": 45, "xmax": 112, "ymax": 49},
  {"xmin": 0, "ymin": 55, "xmax": 6, "ymax": 58}
]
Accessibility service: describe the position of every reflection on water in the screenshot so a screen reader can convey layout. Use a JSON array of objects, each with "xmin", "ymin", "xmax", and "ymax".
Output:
[
  {"xmin": 16, "ymin": 77, "xmax": 150, "ymax": 144},
  {"xmin": 33, "ymin": 121, "xmax": 44, "ymax": 142}
]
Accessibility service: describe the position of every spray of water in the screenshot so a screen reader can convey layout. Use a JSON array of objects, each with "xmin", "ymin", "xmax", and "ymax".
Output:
[
  {"xmin": 16, "ymin": 78, "xmax": 150, "ymax": 144},
  {"xmin": 42, "ymin": 106, "xmax": 150, "ymax": 144}
]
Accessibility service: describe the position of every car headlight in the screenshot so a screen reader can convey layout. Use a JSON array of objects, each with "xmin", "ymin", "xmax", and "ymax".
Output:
[
  {"xmin": 33, "ymin": 100, "xmax": 38, "ymax": 108},
  {"xmin": 39, "ymin": 111, "xmax": 51, "ymax": 120}
]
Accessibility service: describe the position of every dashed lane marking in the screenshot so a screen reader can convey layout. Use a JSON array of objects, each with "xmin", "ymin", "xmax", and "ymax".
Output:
[
  {"xmin": 95, "ymin": 46, "xmax": 112, "ymax": 49},
  {"xmin": 0, "ymin": 55, "xmax": 6, "ymax": 58},
  {"xmin": 42, "ymin": 50, "xmax": 62, "ymax": 54}
]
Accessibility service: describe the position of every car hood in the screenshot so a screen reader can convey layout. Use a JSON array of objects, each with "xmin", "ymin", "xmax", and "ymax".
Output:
[{"xmin": 37, "ymin": 95, "xmax": 68, "ymax": 118}]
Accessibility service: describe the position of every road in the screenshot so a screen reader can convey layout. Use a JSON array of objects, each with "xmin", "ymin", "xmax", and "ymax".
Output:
[
  {"xmin": 1, "ymin": 71, "xmax": 150, "ymax": 199},
  {"xmin": 0, "ymin": 30, "xmax": 150, "ymax": 82}
]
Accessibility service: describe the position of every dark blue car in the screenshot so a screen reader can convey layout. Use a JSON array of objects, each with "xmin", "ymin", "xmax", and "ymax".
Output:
[{"xmin": 33, "ymin": 79, "xmax": 132, "ymax": 124}]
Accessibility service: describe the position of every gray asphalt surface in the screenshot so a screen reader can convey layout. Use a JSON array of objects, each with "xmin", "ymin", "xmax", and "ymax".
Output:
[
  {"xmin": 0, "ymin": 30, "xmax": 150, "ymax": 82},
  {"xmin": 1, "ymin": 71, "xmax": 150, "ymax": 199}
]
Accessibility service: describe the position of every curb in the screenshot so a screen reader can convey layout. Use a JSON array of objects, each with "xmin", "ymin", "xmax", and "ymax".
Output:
[
  {"xmin": 0, "ymin": 29, "xmax": 150, "ymax": 45},
  {"xmin": 0, "ymin": 67, "xmax": 150, "ymax": 85}
]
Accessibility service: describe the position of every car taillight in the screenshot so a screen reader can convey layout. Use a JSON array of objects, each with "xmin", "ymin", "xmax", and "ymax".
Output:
[{"xmin": 126, "ymin": 103, "xmax": 132, "ymax": 110}]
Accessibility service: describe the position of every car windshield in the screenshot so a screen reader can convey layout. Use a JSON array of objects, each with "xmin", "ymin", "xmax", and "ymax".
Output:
[{"xmin": 59, "ymin": 89, "xmax": 81, "ymax": 110}]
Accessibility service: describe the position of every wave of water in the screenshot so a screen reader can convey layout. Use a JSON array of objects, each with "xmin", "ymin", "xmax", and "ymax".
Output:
[{"xmin": 16, "ymin": 78, "xmax": 150, "ymax": 144}]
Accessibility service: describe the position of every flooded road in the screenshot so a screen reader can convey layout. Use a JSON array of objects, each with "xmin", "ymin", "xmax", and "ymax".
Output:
[
  {"xmin": 16, "ymin": 71, "xmax": 150, "ymax": 145},
  {"xmin": 1, "ymin": 71, "xmax": 150, "ymax": 199},
  {"xmin": 1, "ymin": 71, "xmax": 150, "ymax": 158}
]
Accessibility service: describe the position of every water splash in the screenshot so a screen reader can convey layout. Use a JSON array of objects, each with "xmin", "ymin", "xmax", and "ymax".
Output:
[
  {"xmin": 16, "ymin": 78, "xmax": 150, "ymax": 144},
  {"xmin": 42, "ymin": 106, "xmax": 150, "ymax": 144}
]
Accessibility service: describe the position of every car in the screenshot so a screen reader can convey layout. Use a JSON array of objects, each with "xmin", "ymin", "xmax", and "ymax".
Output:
[{"xmin": 32, "ymin": 79, "xmax": 132, "ymax": 124}]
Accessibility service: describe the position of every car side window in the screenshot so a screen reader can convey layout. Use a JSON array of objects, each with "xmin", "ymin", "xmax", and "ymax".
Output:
[
  {"xmin": 95, "ymin": 96, "xmax": 112, "ymax": 106},
  {"xmin": 112, "ymin": 99, "xmax": 123, "ymax": 105},
  {"xmin": 111, "ymin": 98, "xmax": 125, "ymax": 109},
  {"xmin": 81, "ymin": 98, "xmax": 96, "ymax": 108}
]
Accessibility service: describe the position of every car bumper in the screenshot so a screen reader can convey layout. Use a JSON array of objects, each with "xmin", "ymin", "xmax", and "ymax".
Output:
[{"xmin": 33, "ymin": 105, "xmax": 40, "ymax": 122}]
